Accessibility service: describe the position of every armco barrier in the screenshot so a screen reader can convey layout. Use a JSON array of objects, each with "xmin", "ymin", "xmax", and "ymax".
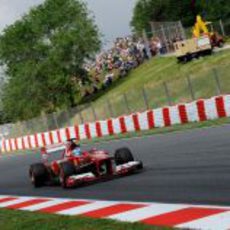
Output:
[{"xmin": 1, "ymin": 95, "xmax": 230, "ymax": 153}]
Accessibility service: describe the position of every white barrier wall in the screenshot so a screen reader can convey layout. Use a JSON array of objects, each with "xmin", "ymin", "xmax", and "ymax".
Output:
[{"xmin": 1, "ymin": 95, "xmax": 229, "ymax": 153}]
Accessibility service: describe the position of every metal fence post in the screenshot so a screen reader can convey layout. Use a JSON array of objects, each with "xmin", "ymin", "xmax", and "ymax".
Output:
[
  {"xmin": 186, "ymin": 75, "xmax": 195, "ymax": 101},
  {"xmin": 161, "ymin": 25, "xmax": 169, "ymax": 53},
  {"xmin": 41, "ymin": 113, "xmax": 48, "ymax": 132},
  {"xmin": 219, "ymin": 19, "xmax": 226, "ymax": 37},
  {"xmin": 123, "ymin": 93, "xmax": 131, "ymax": 114},
  {"xmin": 163, "ymin": 82, "xmax": 172, "ymax": 106},
  {"xmin": 179, "ymin": 20, "xmax": 186, "ymax": 40},
  {"xmin": 142, "ymin": 87, "xmax": 149, "ymax": 109},
  {"xmin": 53, "ymin": 113, "xmax": 59, "ymax": 129},
  {"xmin": 90, "ymin": 103, "xmax": 97, "ymax": 121},
  {"xmin": 213, "ymin": 68, "xmax": 222, "ymax": 95},
  {"xmin": 19, "ymin": 122, "xmax": 25, "ymax": 136},
  {"xmin": 106, "ymin": 98, "xmax": 114, "ymax": 117},
  {"xmin": 64, "ymin": 110, "xmax": 71, "ymax": 127},
  {"xmin": 18, "ymin": 122, "xmax": 23, "ymax": 137},
  {"xmin": 28, "ymin": 120, "xmax": 34, "ymax": 135},
  {"xmin": 142, "ymin": 29, "xmax": 152, "ymax": 58},
  {"xmin": 14, "ymin": 123, "xmax": 18, "ymax": 137},
  {"xmin": 78, "ymin": 109, "xmax": 84, "ymax": 124}
]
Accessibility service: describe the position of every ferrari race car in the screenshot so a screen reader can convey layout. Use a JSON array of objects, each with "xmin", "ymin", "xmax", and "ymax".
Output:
[{"xmin": 29, "ymin": 139, "xmax": 143, "ymax": 189}]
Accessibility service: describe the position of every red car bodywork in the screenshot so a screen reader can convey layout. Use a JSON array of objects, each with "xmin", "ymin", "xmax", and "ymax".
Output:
[{"xmin": 30, "ymin": 143, "xmax": 143, "ymax": 188}]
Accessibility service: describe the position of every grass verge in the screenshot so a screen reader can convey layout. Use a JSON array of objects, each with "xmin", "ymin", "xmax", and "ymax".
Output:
[{"xmin": 0, "ymin": 209, "xmax": 174, "ymax": 230}]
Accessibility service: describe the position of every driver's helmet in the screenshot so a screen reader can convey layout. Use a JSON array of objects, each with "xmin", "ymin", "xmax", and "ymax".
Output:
[
  {"xmin": 66, "ymin": 139, "xmax": 81, "ymax": 156},
  {"xmin": 72, "ymin": 145, "xmax": 81, "ymax": 156}
]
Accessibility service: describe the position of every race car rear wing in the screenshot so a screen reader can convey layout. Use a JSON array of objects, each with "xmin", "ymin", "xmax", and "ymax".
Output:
[
  {"xmin": 40, "ymin": 143, "xmax": 66, "ymax": 163},
  {"xmin": 42, "ymin": 143, "xmax": 65, "ymax": 154},
  {"xmin": 40, "ymin": 138, "xmax": 76, "ymax": 162},
  {"xmin": 40, "ymin": 138, "xmax": 78, "ymax": 156}
]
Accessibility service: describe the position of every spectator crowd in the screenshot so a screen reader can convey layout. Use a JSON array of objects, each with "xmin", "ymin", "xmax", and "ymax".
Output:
[{"xmin": 81, "ymin": 35, "xmax": 165, "ymax": 98}]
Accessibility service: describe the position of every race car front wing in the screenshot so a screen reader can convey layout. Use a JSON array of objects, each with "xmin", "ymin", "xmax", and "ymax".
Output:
[{"xmin": 66, "ymin": 161, "xmax": 143, "ymax": 187}]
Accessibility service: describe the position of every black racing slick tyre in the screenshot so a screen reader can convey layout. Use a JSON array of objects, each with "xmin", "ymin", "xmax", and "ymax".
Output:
[
  {"xmin": 114, "ymin": 148, "xmax": 134, "ymax": 165},
  {"xmin": 29, "ymin": 163, "xmax": 48, "ymax": 188},
  {"xmin": 59, "ymin": 161, "xmax": 76, "ymax": 188},
  {"xmin": 218, "ymin": 41, "xmax": 224, "ymax": 48}
]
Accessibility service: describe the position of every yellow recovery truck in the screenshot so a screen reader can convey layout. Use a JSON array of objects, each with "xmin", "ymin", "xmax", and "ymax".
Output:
[{"xmin": 174, "ymin": 15, "xmax": 223, "ymax": 63}]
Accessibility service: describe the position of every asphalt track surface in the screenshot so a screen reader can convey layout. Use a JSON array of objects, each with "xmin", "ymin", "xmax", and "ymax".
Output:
[{"xmin": 0, "ymin": 125, "xmax": 230, "ymax": 206}]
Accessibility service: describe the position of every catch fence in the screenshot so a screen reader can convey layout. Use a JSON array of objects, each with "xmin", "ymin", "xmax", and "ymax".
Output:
[{"xmin": 1, "ymin": 64, "xmax": 229, "ymax": 139}]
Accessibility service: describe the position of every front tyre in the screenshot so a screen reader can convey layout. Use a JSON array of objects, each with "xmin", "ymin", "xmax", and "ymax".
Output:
[
  {"xmin": 59, "ymin": 162, "xmax": 76, "ymax": 188},
  {"xmin": 114, "ymin": 147, "xmax": 134, "ymax": 165},
  {"xmin": 29, "ymin": 163, "xmax": 48, "ymax": 188}
]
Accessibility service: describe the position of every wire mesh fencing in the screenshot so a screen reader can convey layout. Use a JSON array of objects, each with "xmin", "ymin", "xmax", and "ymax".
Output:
[{"xmin": 1, "ymin": 64, "xmax": 229, "ymax": 139}]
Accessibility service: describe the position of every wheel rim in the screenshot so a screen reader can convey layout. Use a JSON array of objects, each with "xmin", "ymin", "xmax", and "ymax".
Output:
[
  {"xmin": 59, "ymin": 170, "xmax": 65, "ymax": 186},
  {"xmin": 59, "ymin": 174, "xmax": 64, "ymax": 184},
  {"xmin": 30, "ymin": 172, "xmax": 35, "ymax": 184}
]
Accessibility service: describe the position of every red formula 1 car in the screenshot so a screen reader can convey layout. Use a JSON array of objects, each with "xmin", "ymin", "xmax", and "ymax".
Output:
[{"xmin": 29, "ymin": 139, "xmax": 143, "ymax": 188}]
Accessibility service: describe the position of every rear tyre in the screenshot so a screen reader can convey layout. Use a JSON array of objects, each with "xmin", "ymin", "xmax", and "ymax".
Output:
[
  {"xmin": 29, "ymin": 163, "xmax": 48, "ymax": 188},
  {"xmin": 181, "ymin": 55, "xmax": 188, "ymax": 63},
  {"xmin": 59, "ymin": 161, "xmax": 76, "ymax": 188},
  {"xmin": 218, "ymin": 41, "xmax": 224, "ymax": 48},
  {"xmin": 114, "ymin": 148, "xmax": 134, "ymax": 165}
]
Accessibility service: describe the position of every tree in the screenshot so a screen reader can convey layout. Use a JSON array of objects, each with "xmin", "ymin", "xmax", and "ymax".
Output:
[
  {"xmin": 131, "ymin": 0, "xmax": 169, "ymax": 33},
  {"xmin": 205, "ymin": 0, "xmax": 230, "ymax": 21},
  {"xmin": 0, "ymin": 0, "xmax": 101, "ymax": 121},
  {"xmin": 131, "ymin": 0, "xmax": 230, "ymax": 33},
  {"xmin": 0, "ymin": 68, "xmax": 8, "ymax": 124}
]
